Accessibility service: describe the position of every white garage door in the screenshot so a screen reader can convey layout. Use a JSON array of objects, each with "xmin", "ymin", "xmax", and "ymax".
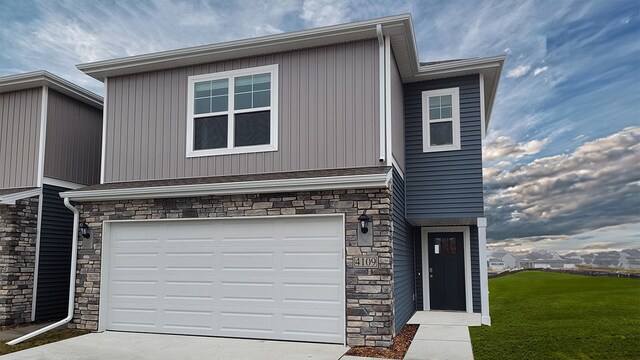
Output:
[{"xmin": 104, "ymin": 216, "xmax": 345, "ymax": 344}]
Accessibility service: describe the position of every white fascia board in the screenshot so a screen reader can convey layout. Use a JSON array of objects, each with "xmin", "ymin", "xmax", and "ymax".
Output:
[
  {"xmin": 0, "ymin": 188, "xmax": 42, "ymax": 205},
  {"xmin": 42, "ymin": 177, "xmax": 86, "ymax": 189},
  {"xmin": 0, "ymin": 71, "xmax": 103, "ymax": 109},
  {"xmin": 61, "ymin": 171, "xmax": 393, "ymax": 202},
  {"xmin": 77, "ymin": 14, "xmax": 412, "ymax": 80}
]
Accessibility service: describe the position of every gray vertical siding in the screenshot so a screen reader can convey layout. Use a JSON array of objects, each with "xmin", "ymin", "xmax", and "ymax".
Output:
[
  {"xmin": 404, "ymin": 75, "xmax": 484, "ymax": 221},
  {"xmin": 390, "ymin": 53, "xmax": 405, "ymax": 171},
  {"xmin": 104, "ymin": 40, "xmax": 380, "ymax": 183},
  {"xmin": 413, "ymin": 226, "xmax": 481, "ymax": 313},
  {"xmin": 44, "ymin": 90, "xmax": 102, "ymax": 185},
  {"xmin": 34, "ymin": 184, "xmax": 73, "ymax": 321},
  {"xmin": 0, "ymin": 88, "xmax": 42, "ymax": 189},
  {"xmin": 392, "ymin": 167, "xmax": 415, "ymax": 332}
]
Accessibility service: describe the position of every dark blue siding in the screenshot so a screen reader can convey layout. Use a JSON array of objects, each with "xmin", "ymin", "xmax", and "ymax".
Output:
[
  {"xmin": 404, "ymin": 75, "xmax": 484, "ymax": 221},
  {"xmin": 35, "ymin": 184, "xmax": 73, "ymax": 321},
  {"xmin": 414, "ymin": 227, "xmax": 481, "ymax": 313},
  {"xmin": 471, "ymin": 225, "xmax": 480, "ymax": 313},
  {"xmin": 392, "ymin": 167, "xmax": 415, "ymax": 333}
]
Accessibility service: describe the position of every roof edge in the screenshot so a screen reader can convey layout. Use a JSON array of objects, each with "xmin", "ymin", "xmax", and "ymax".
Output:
[
  {"xmin": 0, "ymin": 71, "xmax": 103, "ymax": 109},
  {"xmin": 77, "ymin": 14, "xmax": 412, "ymax": 80},
  {"xmin": 61, "ymin": 171, "xmax": 392, "ymax": 201}
]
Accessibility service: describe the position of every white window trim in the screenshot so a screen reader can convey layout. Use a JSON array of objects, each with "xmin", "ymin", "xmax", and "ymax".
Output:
[
  {"xmin": 186, "ymin": 64, "xmax": 278, "ymax": 158},
  {"xmin": 421, "ymin": 87, "xmax": 461, "ymax": 153}
]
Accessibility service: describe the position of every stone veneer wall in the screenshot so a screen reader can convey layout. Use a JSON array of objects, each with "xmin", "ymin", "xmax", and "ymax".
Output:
[
  {"xmin": 0, "ymin": 196, "xmax": 39, "ymax": 325},
  {"xmin": 72, "ymin": 187, "xmax": 395, "ymax": 347}
]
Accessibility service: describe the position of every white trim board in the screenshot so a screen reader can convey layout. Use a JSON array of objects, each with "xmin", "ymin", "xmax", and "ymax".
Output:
[
  {"xmin": 421, "ymin": 226, "xmax": 473, "ymax": 314},
  {"xmin": 100, "ymin": 78, "xmax": 108, "ymax": 184},
  {"xmin": 42, "ymin": 177, "xmax": 86, "ymax": 190},
  {"xmin": 61, "ymin": 171, "xmax": 392, "ymax": 201},
  {"xmin": 98, "ymin": 213, "xmax": 347, "ymax": 345},
  {"xmin": 31, "ymin": 189, "xmax": 45, "ymax": 321},
  {"xmin": 36, "ymin": 86, "xmax": 48, "ymax": 188}
]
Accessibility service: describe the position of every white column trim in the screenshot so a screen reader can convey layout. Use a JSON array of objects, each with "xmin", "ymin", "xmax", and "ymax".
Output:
[
  {"xmin": 31, "ymin": 188, "xmax": 44, "ymax": 321},
  {"xmin": 477, "ymin": 217, "xmax": 491, "ymax": 325},
  {"xmin": 421, "ymin": 226, "xmax": 473, "ymax": 314},
  {"xmin": 376, "ymin": 24, "xmax": 386, "ymax": 163}
]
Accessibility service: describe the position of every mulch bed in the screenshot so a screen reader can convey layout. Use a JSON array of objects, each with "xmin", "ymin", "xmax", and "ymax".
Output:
[
  {"xmin": 345, "ymin": 324, "xmax": 419, "ymax": 359},
  {"xmin": 0, "ymin": 321, "xmax": 52, "ymax": 332}
]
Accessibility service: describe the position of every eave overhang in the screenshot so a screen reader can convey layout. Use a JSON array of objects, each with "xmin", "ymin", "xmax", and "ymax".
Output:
[{"xmin": 0, "ymin": 71, "xmax": 103, "ymax": 109}]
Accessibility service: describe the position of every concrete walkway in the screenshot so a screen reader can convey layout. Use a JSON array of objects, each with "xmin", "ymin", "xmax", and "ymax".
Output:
[
  {"xmin": 404, "ymin": 311, "xmax": 480, "ymax": 359},
  {"xmin": 1, "ymin": 331, "xmax": 349, "ymax": 360}
]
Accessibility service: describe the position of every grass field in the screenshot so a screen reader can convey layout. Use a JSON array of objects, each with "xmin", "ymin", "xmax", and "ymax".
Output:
[{"xmin": 469, "ymin": 271, "xmax": 640, "ymax": 360}]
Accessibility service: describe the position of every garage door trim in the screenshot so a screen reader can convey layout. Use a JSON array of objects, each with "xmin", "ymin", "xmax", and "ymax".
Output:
[{"xmin": 97, "ymin": 214, "xmax": 346, "ymax": 345}]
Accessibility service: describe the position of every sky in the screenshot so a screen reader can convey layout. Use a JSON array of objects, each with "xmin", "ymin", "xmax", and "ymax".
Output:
[{"xmin": 1, "ymin": 0, "xmax": 638, "ymax": 254}]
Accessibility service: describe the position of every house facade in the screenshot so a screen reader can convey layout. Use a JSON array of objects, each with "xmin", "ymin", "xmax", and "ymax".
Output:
[
  {"xmin": 0, "ymin": 71, "xmax": 102, "ymax": 325},
  {"xmin": 60, "ymin": 15, "xmax": 503, "ymax": 347}
]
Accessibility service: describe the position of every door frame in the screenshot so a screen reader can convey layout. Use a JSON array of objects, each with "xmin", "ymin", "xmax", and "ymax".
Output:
[
  {"xmin": 421, "ymin": 226, "xmax": 473, "ymax": 313},
  {"xmin": 98, "ymin": 214, "xmax": 346, "ymax": 345}
]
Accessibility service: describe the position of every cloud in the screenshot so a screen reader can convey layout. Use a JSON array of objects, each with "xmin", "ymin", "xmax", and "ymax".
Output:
[
  {"xmin": 483, "ymin": 135, "xmax": 548, "ymax": 161},
  {"xmin": 300, "ymin": 0, "xmax": 348, "ymax": 27},
  {"xmin": 506, "ymin": 64, "xmax": 531, "ymax": 78},
  {"xmin": 533, "ymin": 65, "xmax": 548, "ymax": 75},
  {"xmin": 485, "ymin": 127, "xmax": 640, "ymax": 242}
]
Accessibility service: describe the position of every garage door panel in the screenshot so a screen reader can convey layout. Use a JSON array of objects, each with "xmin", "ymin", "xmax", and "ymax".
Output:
[{"xmin": 106, "ymin": 216, "xmax": 344, "ymax": 344}]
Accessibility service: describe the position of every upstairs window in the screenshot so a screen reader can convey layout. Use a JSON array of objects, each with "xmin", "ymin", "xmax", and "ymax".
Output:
[
  {"xmin": 186, "ymin": 64, "xmax": 278, "ymax": 157},
  {"xmin": 422, "ymin": 88, "xmax": 460, "ymax": 152}
]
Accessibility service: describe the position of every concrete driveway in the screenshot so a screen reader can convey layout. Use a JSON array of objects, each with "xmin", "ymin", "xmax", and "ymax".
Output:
[{"xmin": 1, "ymin": 332, "xmax": 349, "ymax": 360}]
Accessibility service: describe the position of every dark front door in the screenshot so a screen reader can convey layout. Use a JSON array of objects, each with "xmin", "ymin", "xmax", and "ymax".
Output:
[{"xmin": 427, "ymin": 232, "xmax": 466, "ymax": 311}]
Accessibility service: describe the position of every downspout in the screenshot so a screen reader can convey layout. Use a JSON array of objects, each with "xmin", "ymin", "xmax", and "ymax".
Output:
[
  {"xmin": 8, "ymin": 197, "xmax": 79, "ymax": 345},
  {"xmin": 377, "ymin": 24, "xmax": 386, "ymax": 163}
]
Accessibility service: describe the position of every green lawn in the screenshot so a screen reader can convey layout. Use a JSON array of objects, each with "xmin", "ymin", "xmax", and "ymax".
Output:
[
  {"xmin": 470, "ymin": 271, "xmax": 640, "ymax": 360},
  {"xmin": 0, "ymin": 329, "xmax": 89, "ymax": 356}
]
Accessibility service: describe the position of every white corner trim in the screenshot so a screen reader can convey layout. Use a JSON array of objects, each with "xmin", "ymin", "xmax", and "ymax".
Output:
[
  {"xmin": 377, "ymin": 24, "xmax": 386, "ymax": 163},
  {"xmin": 100, "ymin": 78, "xmax": 108, "ymax": 184},
  {"xmin": 421, "ymin": 226, "xmax": 473, "ymax": 314},
  {"xmin": 384, "ymin": 35, "xmax": 392, "ymax": 164},
  {"xmin": 185, "ymin": 64, "xmax": 279, "ymax": 158},
  {"xmin": 31, "ymin": 189, "xmax": 44, "ymax": 321},
  {"xmin": 479, "ymin": 74, "xmax": 486, "ymax": 140},
  {"xmin": 42, "ymin": 177, "xmax": 86, "ymax": 190},
  {"xmin": 61, "ymin": 171, "xmax": 393, "ymax": 201},
  {"xmin": 421, "ymin": 87, "xmax": 461, "ymax": 153},
  {"xmin": 37, "ymin": 86, "xmax": 48, "ymax": 188},
  {"xmin": 391, "ymin": 156, "xmax": 404, "ymax": 179},
  {"xmin": 477, "ymin": 217, "xmax": 491, "ymax": 325},
  {"xmin": 0, "ymin": 188, "xmax": 42, "ymax": 205}
]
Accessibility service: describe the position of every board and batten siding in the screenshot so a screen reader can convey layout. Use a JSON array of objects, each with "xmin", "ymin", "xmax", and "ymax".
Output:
[
  {"xmin": 392, "ymin": 166, "xmax": 415, "ymax": 332},
  {"xmin": 390, "ymin": 52, "xmax": 405, "ymax": 172},
  {"xmin": 404, "ymin": 75, "xmax": 484, "ymax": 221},
  {"xmin": 0, "ymin": 88, "xmax": 42, "ymax": 189},
  {"xmin": 34, "ymin": 184, "xmax": 73, "ymax": 321},
  {"xmin": 44, "ymin": 90, "xmax": 102, "ymax": 185},
  {"xmin": 103, "ymin": 40, "xmax": 380, "ymax": 183}
]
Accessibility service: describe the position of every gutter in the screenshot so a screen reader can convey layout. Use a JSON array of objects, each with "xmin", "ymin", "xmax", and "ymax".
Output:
[
  {"xmin": 376, "ymin": 24, "xmax": 386, "ymax": 163},
  {"xmin": 8, "ymin": 198, "xmax": 79, "ymax": 345}
]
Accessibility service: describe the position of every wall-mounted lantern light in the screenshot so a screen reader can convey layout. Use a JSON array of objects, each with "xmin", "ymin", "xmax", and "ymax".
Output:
[
  {"xmin": 80, "ymin": 222, "xmax": 91, "ymax": 239},
  {"xmin": 358, "ymin": 212, "xmax": 371, "ymax": 234}
]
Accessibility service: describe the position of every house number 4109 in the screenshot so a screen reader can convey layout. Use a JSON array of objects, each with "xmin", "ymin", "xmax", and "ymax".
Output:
[{"xmin": 353, "ymin": 256, "xmax": 379, "ymax": 268}]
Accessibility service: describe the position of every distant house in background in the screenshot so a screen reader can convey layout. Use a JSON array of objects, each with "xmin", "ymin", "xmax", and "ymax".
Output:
[
  {"xmin": 488, "ymin": 250, "xmax": 518, "ymax": 270},
  {"xmin": 0, "ymin": 71, "xmax": 102, "ymax": 326},
  {"xmin": 517, "ymin": 258, "xmax": 534, "ymax": 269},
  {"xmin": 488, "ymin": 258, "xmax": 506, "ymax": 271}
]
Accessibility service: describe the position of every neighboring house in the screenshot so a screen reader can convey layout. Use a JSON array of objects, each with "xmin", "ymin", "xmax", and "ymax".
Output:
[
  {"xmin": 518, "ymin": 258, "xmax": 534, "ymax": 269},
  {"xmin": 491, "ymin": 250, "xmax": 517, "ymax": 269},
  {"xmin": 0, "ymin": 71, "xmax": 102, "ymax": 326},
  {"xmin": 488, "ymin": 258, "xmax": 506, "ymax": 271},
  {"xmin": 60, "ymin": 15, "xmax": 503, "ymax": 347}
]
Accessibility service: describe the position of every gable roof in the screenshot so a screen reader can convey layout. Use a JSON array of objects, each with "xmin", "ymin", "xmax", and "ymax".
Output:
[
  {"xmin": 76, "ymin": 14, "xmax": 503, "ymax": 123},
  {"xmin": 0, "ymin": 71, "xmax": 103, "ymax": 109}
]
